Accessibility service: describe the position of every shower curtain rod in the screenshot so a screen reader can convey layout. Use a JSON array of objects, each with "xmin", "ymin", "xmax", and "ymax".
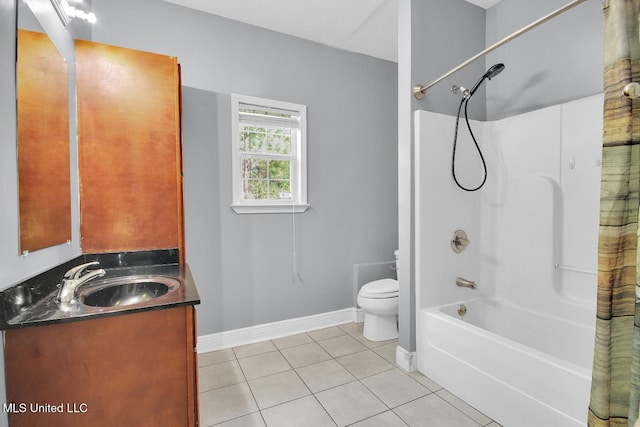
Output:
[{"xmin": 413, "ymin": 0, "xmax": 589, "ymax": 100}]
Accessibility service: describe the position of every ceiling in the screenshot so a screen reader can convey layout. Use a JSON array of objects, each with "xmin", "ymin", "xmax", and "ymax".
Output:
[{"xmin": 162, "ymin": 0, "xmax": 501, "ymax": 63}]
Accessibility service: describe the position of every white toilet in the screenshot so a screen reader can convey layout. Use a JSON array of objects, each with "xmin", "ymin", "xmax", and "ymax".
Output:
[{"xmin": 357, "ymin": 251, "xmax": 399, "ymax": 342}]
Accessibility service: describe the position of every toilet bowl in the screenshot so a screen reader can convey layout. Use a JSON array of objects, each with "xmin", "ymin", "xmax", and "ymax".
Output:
[{"xmin": 357, "ymin": 278, "xmax": 399, "ymax": 341}]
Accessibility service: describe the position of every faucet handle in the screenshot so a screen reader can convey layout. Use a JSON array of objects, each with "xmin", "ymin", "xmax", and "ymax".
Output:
[
  {"xmin": 64, "ymin": 261, "xmax": 100, "ymax": 279},
  {"xmin": 451, "ymin": 230, "xmax": 470, "ymax": 253}
]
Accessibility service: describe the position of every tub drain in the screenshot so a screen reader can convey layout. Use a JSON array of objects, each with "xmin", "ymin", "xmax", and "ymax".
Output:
[{"xmin": 457, "ymin": 304, "xmax": 467, "ymax": 316}]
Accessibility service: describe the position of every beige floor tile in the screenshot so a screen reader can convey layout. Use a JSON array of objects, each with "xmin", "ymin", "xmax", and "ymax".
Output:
[
  {"xmin": 261, "ymin": 396, "xmax": 336, "ymax": 427},
  {"xmin": 307, "ymin": 326, "xmax": 347, "ymax": 341},
  {"xmin": 214, "ymin": 412, "xmax": 265, "ymax": 427},
  {"xmin": 237, "ymin": 351, "xmax": 291, "ymax": 380},
  {"xmin": 337, "ymin": 322, "xmax": 363, "ymax": 334},
  {"xmin": 200, "ymin": 360, "xmax": 246, "ymax": 392},
  {"xmin": 233, "ymin": 341, "xmax": 277, "ymax": 359},
  {"xmin": 436, "ymin": 389, "xmax": 492, "ymax": 426},
  {"xmin": 371, "ymin": 342, "xmax": 399, "ymax": 365},
  {"xmin": 197, "ymin": 331, "xmax": 494, "ymax": 427},
  {"xmin": 317, "ymin": 334, "xmax": 367, "ymax": 358},
  {"xmin": 336, "ymin": 349, "xmax": 394, "ymax": 379},
  {"xmin": 248, "ymin": 370, "xmax": 311, "ymax": 409},
  {"xmin": 199, "ymin": 348, "xmax": 236, "ymax": 367},
  {"xmin": 200, "ymin": 382, "xmax": 258, "ymax": 426},
  {"xmin": 295, "ymin": 359, "xmax": 357, "ymax": 393},
  {"xmin": 272, "ymin": 333, "xmax": 314, "ymax": 350},
  {"xmin": 394, "ymin": 394, "xmax": 480, "ymax": 427},
  {"xmin": 361, "ymin": 369, "xmax": 430, "ymax": 408},
  {"xmin": 350, "ymin": 410, "xmax": 408, "ymax": 427},
  {"xmin": 280, "ymin": 342, "xmax": 332, "ymax": 368},
  {"xmin": 351, "ymin": 331, "xmax": 398, "ymax": 349},
  {"xmin": 407, "ymin": 371, "xmax": 442, "ymax": 392},
  {"xmin": 315, "ymin": 381, "xmax": 388, "ymax": 426}
]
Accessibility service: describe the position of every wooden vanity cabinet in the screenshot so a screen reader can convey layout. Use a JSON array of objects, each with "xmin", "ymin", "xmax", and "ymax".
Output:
[
  {"xmin": 6, "ymin": 40, "xmax": 199, "ymax": 426},
  {"xmin": 4, "ymin": 306, "xmax": 198, "ymax": 427},
  {"xmin": 76, "ymin": 40, "xmax": 185, "ymax": 260}
]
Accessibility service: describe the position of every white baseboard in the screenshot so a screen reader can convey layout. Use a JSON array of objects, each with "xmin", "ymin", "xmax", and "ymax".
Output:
[
  {"xmin": 198, "ymin": 307, "xmax": 362, "ymax": 353},
  {"xmin": 396, "ymin": 345, "xmax": 417, "ymax": 372}
]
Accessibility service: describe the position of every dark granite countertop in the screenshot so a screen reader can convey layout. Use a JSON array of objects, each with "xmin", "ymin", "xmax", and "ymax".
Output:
[{"xmin": 0, "ymin": 249, "xmax": 200, "ymax": 330}]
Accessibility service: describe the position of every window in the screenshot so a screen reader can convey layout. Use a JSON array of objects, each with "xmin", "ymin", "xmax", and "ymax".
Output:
[{"xmin": 231, "ymin": 94, "xmax": 308, "ymax": 214}]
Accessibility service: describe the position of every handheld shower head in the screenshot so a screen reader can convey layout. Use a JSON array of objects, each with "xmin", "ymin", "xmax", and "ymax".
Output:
[
  {"xmin": 485, "ymin": 63, "xmax": 505, "ymax": 79},
  {"xmin": 469, "ymin": 63, "xmax": 505, "ymax": 97},
  {"xmin": 451, "ymin": 63, "xmax": 505, "ymax": 192}
]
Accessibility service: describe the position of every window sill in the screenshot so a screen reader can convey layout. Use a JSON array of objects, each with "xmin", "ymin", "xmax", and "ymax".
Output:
[{"xmin": 231, "ymin": 204, "xmax": 310, "ymax": 214}]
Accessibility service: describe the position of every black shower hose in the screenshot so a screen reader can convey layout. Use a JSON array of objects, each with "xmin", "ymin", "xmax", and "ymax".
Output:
[{"xmin": 451, "ymin": 96, "xmax": 488, "ymax": 192}]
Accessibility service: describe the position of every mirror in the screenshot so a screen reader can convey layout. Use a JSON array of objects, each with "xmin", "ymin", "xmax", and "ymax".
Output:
[{"xmin": 17, "ymin": 0, "xmax": 71, "ymax": 254}]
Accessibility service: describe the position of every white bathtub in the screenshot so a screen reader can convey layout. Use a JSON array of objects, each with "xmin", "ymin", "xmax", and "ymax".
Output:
[{"xmin": 417, "ymin": 298, "xmax": 595, "ymax": 427}]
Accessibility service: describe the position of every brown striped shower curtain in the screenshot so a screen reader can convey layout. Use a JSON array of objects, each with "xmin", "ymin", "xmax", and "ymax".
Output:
[{"xmin": 588, "ymin": 1, "xmax": 640, "ymax": 426}]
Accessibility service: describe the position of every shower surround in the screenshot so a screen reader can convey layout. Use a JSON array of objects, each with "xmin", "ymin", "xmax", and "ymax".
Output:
[{"xmin": 415, "ymin": 94, "xmax": 602, "ymax": 427}]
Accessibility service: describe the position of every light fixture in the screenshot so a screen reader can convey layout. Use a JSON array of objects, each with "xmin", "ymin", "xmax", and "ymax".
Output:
[
  {"xmin": 63, "ymin": 0, "xmax": 96, "ymax": 24},
  {"xmin": 50, "ymin": 0, "xmax": 96, "ymax": 25}
]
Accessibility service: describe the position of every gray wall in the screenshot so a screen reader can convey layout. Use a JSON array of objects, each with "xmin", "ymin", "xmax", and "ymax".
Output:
[
  {"xmin": 411, "ymin": 0, "xmax": 487, "ymax": 120},
  {"xmin": 486, "ymin": 0, "xmax": 603, "ymax": 120},
  {"xmin": 91, "ymin": 0, "xmax": 399, "ymax": 335},
  {"xmin": 406, "ymin": 0, "xmax": 603, "ymax": 121},
  {"xmin": 397, "ymin": 0, "xmax": 487, "ymax": 353},
  {"xmin": 397, "ymin": 0, "xmax": 414, "ymax": 357}
]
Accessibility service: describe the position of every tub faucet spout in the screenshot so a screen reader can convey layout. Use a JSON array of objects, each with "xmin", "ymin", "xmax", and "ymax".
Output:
[{"xmin": 456, "ymin": 277, "xmax": 477, "ymax": 290}]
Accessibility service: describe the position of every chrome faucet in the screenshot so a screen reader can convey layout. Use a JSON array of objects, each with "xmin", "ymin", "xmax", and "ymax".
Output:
[
  {"xmin": 456, "ymin": 277, "xmax": 477, "ymax": 290},
  {"xmin": 57, "ymin": 262, "xmax": 106, "ymax": 303}
]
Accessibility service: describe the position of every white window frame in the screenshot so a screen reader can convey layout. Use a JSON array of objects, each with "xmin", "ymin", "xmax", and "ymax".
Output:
[{"xmin": 231, "ymin": 94, "xmax": 309, "ymax": 214}]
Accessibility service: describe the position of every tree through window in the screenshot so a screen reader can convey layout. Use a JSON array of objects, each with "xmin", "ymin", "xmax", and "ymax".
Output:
[{"xmin": 231, "ymin": 95, "xmax": 308, "ymax": 214}]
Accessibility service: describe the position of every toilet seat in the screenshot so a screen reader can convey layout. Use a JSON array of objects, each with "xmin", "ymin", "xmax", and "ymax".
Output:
[{"xmin": 359, "ymin": 278, "xmax": 398, "ymax": 299}]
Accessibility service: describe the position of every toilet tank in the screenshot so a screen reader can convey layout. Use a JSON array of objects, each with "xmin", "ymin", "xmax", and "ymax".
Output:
[{"xmin": 352, "ymin": 251, "xmax": 399, "ymax": 304}]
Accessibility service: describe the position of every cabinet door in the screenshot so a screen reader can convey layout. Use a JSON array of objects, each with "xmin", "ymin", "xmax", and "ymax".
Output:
[
  {"xmin": 5, "ymin": 307, "xmax": 196, "ymax": 427},
  {"xmin": 76, "ymin": 41, "xmax": 184, "ymax": 256}
]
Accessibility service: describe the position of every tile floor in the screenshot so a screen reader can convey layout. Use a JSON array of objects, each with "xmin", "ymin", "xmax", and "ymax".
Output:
[{"xmin": 198, "ymin": 322, "xmax": 502, "ymax": 427}]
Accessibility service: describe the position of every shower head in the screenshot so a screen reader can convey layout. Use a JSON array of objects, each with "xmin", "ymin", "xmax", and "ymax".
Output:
[
  {"xmin": 485, "ymin": 63, "xmax": 505, "ymax": 79},
  {"xmin": 469, "ymin": 63, "xmax": 505, "ymax": 97}
]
